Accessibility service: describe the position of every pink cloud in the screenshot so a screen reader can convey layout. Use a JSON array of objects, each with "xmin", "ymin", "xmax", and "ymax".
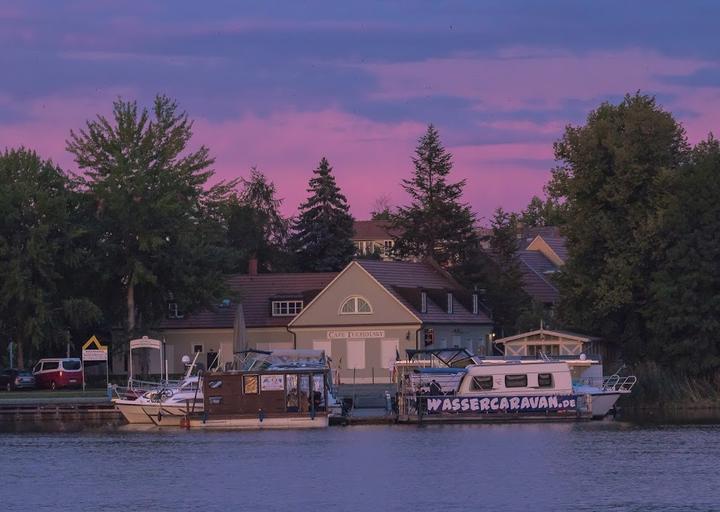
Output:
[{"xmin": 361, "ymin": 49, "xmax": 709, "ymax": 111}]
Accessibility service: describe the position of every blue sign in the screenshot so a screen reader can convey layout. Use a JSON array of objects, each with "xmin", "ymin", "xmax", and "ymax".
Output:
[{"xmin": 425, "ymin": 395, "xmax": 578, "ymax": 414}]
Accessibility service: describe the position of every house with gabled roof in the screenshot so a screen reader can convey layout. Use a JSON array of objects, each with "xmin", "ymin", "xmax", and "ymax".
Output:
[
  {"xmin": 517, "ymin": 228, "xmax": 567, "ymax": 307},
  {"xmin": 352, "ymin": 220, "xmax": 400, "ymax": 260},
  {"xmin": 158, "ymin": 259, "xmax": 493, "ymax": 383}
]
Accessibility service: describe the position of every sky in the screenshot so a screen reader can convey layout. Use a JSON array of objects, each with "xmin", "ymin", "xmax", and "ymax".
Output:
[{"xmin": 2, "ymin": 1, "xmax": 720, "ymax": 222}]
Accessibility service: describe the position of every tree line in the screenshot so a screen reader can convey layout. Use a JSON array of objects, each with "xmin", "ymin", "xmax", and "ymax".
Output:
[{"xmin": 1, "ymin": 92, "xmax": 718, "ymax": 379}]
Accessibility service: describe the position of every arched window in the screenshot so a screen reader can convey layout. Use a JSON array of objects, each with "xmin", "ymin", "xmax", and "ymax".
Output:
[{"xmin": 340, "ymin": 296, "xmax": 373, "ymax": 314}]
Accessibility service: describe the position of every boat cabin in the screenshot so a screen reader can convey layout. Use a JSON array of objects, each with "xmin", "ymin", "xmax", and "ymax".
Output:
[{"xmin": 187, "ymin": 349, "xmax": 332, "ymax": 429}]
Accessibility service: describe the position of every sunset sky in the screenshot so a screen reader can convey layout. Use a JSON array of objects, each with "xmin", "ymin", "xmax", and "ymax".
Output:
[{"xmin": 2, "ymin": 1, "xmax": 719, "ymax": 222}]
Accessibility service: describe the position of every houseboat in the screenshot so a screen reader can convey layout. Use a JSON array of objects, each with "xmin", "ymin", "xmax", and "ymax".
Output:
[
  {"xmin": 180, "ymin": 350, "xmax": 332, "ymax": 430},
  {"xmin": 394, "ymin": 349, "xmax": 635, "ymax": 422}
]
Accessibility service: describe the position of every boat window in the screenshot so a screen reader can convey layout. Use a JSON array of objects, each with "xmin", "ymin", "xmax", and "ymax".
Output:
[
  {"xmin": 538, "ymin": 373, "xmax": 553, "ymax": 388},
  {"xmin": 208, "ymin": 380, "xmax": 222, "ymax": 389},
  {"xmin": 209, "ymin": 396, "xmax": 222, "ymax": 405},
  {"xmin": 243, "ymin": 375, "xmax": 258, "ymax": 394},
  {"xmin": 312, "ymin": 374, "xmax": 326, "ymax": 410},
  {"xmin": 505, "ymin": 374, "xmax": 528, "ymax": 388},
  {"xmin": 471, "ymin": 376, "xmax": 493, "ymax": 390},
  {"xmin": 286, "ymin": 374, "xmax": 299, "ymax": 411}
]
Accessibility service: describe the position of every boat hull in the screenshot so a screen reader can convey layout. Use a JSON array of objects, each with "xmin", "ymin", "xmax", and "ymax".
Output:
[
  {"xmin": 589, "ymin": 392, "xmax": 622, "ymax": 418},
  {"xmin": 185, "ymin": 414, "xmax": 329, "ymax": 430},
  {"xmin": 115, "ymin": 400, "xmax": 204, "ymax": 425}
]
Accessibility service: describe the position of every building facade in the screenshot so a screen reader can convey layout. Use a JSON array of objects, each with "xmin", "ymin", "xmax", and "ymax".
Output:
[{"xmin": 157, "ymin": 260, "xmax": 493, "ymax": 383}]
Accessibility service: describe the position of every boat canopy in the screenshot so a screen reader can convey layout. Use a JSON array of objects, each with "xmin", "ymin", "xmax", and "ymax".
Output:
[
  {"xmin": 229, "ymin": 349, "xmax": 329, "ymax": 372},
  {"xmin": 405, "ymin": 348, "xmax": 480, "ymax": 368}
]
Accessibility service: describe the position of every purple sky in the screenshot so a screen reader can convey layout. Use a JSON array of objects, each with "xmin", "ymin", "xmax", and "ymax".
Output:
[{"xmin": 2, "ymin": 2, "xmax": 719, "ymax": 223}]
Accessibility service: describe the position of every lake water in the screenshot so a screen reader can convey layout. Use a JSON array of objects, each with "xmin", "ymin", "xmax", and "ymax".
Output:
[{"xmin": 1, "ymin": 422, "xmax": 717, "ymax": 512}]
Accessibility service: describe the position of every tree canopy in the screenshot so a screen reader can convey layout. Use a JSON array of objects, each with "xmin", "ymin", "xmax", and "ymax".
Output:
[
  {"xmin": 392, "ymin": 124, "xmax": 477, "ymax": 267},
  {"xmin": 66, "ymin": 95, "xmax": 237, "ymax": 337},
  {"xmin": 0, "ymin": 148, "xmax": 101, "ymax": 367},
  {"xmin": 290, "ymin": 157, "xmax": 356, "ymax": 272},
  {"xmin": 548, "ymin": 93, "xmax": 689, "ymax": 365}
]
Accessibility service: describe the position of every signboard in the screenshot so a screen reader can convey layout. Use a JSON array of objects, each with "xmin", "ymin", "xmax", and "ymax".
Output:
[
  {"xmin": 81, "ymin": 335, "xmax": 110, "ymax": 390},
  {"xmin": 327, "ymin": 330, "xmax": 385, "ymax": 339},
  {"xmin": 82, "ymin": 349, "xmax": 107, "ymax": 361},
  {"xmin": 425, "ymin": 395, "xmax": 578, "ymax": 414},
  {"xmin": 82, "ymin": 335, "xmax": 108, "ymax": 361},
  {"xmin": 261, "ymin": 374, "xmax": 285, "ymax": 391},
  {"xmin": 129, "ymin": 337, "xmax": 162, "ymax": 350}
]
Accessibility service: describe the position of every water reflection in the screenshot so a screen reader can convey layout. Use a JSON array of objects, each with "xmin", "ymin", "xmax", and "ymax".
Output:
[{"xmin": 1, "ymin": 422, "xmax": 717, "ymax": 511}]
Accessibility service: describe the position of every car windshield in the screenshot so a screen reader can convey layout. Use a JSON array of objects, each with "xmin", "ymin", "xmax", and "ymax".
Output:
[
  {"xmin": 18, "ymin": 371, "xmax": 32, "ymax": 377},
  {"xmin": 62, "ymin": 360, "xmax": 82, "ymax": 370}
]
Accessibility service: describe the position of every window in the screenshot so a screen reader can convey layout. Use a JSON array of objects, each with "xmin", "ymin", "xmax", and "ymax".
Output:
[
  {"xmin": 62, "ymin": 360, "xmax": 81, "ymax": 370},
  {"xmin": 167, "ymin": 302, "xmax": 184, "ymax": 319},
  {"xmin": 243, "ymin": 375, "xmax": 258, "ymax": 394},
  {"xmin": 346, "ymin": 340, "xmax": 366, "ymax": 369},
  {"xmin": 472, "ymin": 293, "xmax": 479, "ymax": 315},
  {"xmin": 471, "ymin": 375, "xmax": 493, "ymax": 390},
  {"xmin": 42, "ymin": 361, "xmax": 59, "ymax": 371},
  {"xmin": 340, "ymin": 296, "xmax": 372, "ymax": 314},
  {"xmin": 193, "ymin": 344, "xmax": 203, "ymax": 353},
  {"xmin": 383, "ymin": 240, "xmax": 393, "ymax": 255},
  {"xmin": 272, "ymin": 300, "xmax": 303, "ymax": 316},
  {"xmin": 528, "ymin": 344, "xmax": 560, "ymax": 357},
  {"xmin": 424, "ymin": 328, "xmax": 434, "ymax": 346},
  {"xmin": 505, "ymin": 374, "xmax": 528, "ymax": 388},
  {"xmin": 447, "ymin": 293, "xmax": 453, "ymax": 314},
  {"xmin": 421, "ymin": 291, "xmax": 427, "ymax": 313},
  {"xmin": 538, "ymin": 373, "xmax": 553, "ymax": 388}
]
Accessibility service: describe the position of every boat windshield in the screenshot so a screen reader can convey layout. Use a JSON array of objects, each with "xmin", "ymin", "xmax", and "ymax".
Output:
[{"xmin": 405, "ymin": 349, "xmax": 481, "ymax": 368}]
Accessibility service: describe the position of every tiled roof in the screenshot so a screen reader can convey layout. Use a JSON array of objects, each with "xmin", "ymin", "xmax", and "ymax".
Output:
[
  {"xmin": 357, "ymin": 260, "xmax": 492, "ymax": 324},
  {"xmin": 518, "ymin": 251, "xmax": 560, "ymax": 304},
  {"xmin": 542, "ymin": 236, "xmax": 568, "ymax": 263},
  {"xmin": 352, "ymin": 220, "xmax": 400, "ymax": 240},
  {"xmin": 160, "ymin": 272, "xmax": 337, "ymax": 330}
]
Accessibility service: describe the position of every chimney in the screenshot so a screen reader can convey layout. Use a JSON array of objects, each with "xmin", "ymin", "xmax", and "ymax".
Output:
[{"xmin": 248, "ymin": 258, "xmax": 258, "ymax": 276}]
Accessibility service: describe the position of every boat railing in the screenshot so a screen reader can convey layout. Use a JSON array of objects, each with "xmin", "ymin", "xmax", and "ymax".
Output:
[{"xmin": 602, "ymin": 374, "xmax": 637, "ymax": 392}]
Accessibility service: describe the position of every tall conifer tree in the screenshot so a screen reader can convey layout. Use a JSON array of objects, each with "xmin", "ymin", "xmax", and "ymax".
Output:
[
  {"xmin": 290, "ymin": 157, "xmax": 355, "ymax": 271},
  {"xmin": 392, "ymin": 124, "xmax": 477, "ymax": 267}
]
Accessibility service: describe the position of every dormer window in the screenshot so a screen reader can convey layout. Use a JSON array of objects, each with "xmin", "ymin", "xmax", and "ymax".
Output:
[
  {"xmin": 472, "ymin": 293, "xmax": 479, "ymax": 315},
  {"xmin": 340, "ymin": 296, "xmax": 372, "ymax": 314},
  {"xmin": 272, "ymin": 300, "xmax": 303, "ymax": 316},
  {"xmin": 447, "ymin": 292, "xmax": 453, "ymax": 314},
  {"xmin": 421, "ymin": 291, "xmax": 427, "ymax": 313}
]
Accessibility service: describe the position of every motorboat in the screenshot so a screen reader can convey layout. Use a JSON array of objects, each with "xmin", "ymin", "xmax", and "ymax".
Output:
[
  {"xmin": 394, "ymin": 349, "xmax": 636, "ymax": 422},
  {"xmin": 115, "ymin": 376, "xmax": 203, "ymax": 425},
  {"xmin": 114, "ymin": 348, "xmax": 206, "ymax": 425}
]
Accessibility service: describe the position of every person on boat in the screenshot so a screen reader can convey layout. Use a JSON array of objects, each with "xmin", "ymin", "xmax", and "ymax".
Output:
[{"xmin": 429, "ymin": 379, "xmax": 442, "ymax": 396}]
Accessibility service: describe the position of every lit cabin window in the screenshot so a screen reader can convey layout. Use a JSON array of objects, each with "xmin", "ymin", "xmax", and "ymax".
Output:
[
  {"xmin": 271, "ymin": 300, "xmax": 303, "ymax": 316},
  {"xmin": 340, "ymin": 296, "xmax": 372, "ymax": 314}
]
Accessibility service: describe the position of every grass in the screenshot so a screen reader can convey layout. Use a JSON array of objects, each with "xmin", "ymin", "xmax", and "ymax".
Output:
[{"xmin": 624, "ymin": 362, "xmax": 720, "ymax": 408}]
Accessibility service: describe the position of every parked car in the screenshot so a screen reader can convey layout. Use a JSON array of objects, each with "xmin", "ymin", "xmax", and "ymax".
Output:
[
  {"xmin": 32, "ymin": 358, "xmax": 83, "ymax": 390},
  {"xmin": 0, "ymin": 368, "xmax": 36, "ymax": 391}
]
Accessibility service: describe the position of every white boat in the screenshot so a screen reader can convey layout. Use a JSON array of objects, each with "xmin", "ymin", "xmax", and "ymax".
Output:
[
  {"xmin": 115, "ymin": 347, "xmax": 207, "ymax": 425},
  {"xmin": 115, "ymin": 376, "xmax": 203, "ymax": 425},
  {"xmin": 394, "ymin": 349, "xmax": 636, "ymax": 421}
]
